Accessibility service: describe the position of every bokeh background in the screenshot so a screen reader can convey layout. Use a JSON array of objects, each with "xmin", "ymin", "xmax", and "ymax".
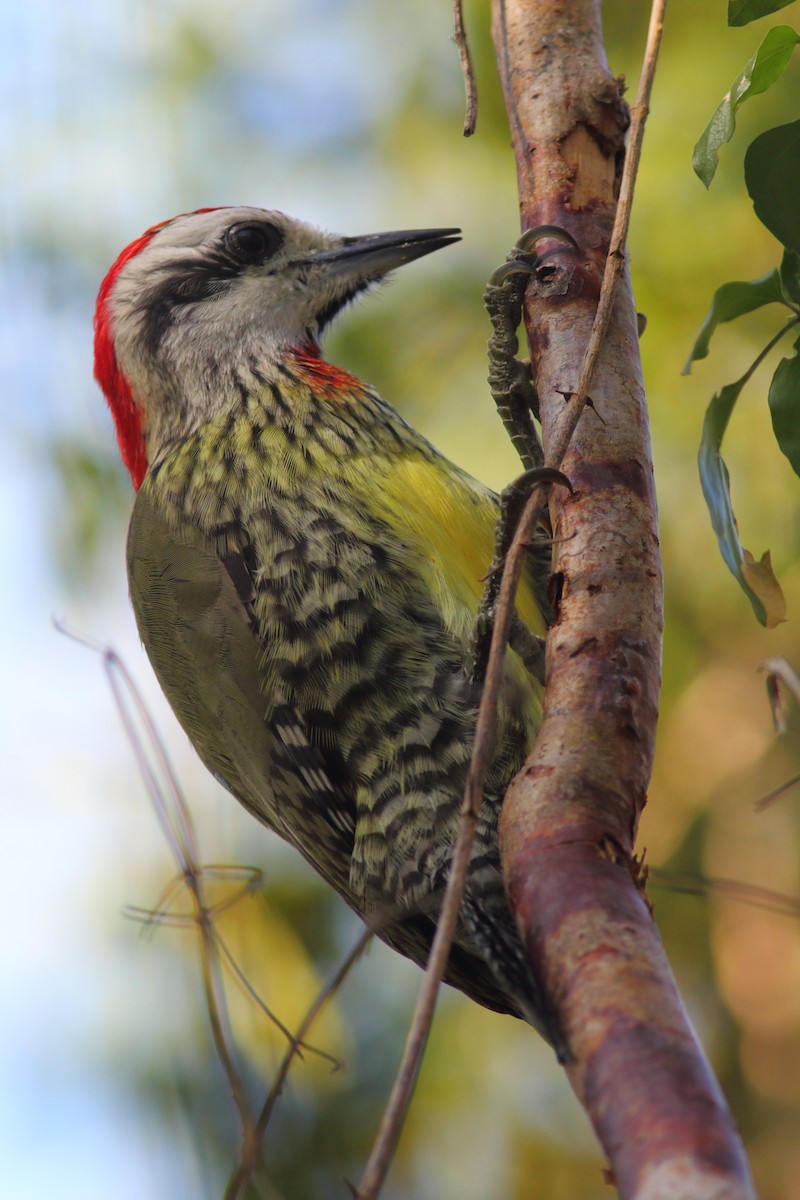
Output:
[{"xmin": 3, "ymin": 1, "xmax": 800, "ymax": 1197}]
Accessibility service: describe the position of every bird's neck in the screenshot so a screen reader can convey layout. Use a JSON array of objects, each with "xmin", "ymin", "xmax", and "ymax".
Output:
[{"xmin": 142, "ymin": 340, "xmax": 416, "ymax": 483}]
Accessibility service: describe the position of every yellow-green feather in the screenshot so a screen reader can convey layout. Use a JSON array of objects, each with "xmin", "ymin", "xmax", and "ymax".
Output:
[{"xmin": 130, "ymin": 367, "xmax": 548, "ymax": 1025}]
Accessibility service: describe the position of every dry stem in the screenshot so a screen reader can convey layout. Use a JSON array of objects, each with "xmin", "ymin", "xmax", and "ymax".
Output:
[
  {"xmin": 57, "ymin": 622, "xmax": 369, "ymax": 1199},
  {"xmin": 356, "ymin": 5, "xmax": 668, "ymax": 1198},
  {"xmin": 452, "ymin": 0, "xmax": 478, "ymax": 136}
]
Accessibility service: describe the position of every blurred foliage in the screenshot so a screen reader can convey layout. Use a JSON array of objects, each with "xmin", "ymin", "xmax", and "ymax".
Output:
[
  {"xmin": 687, "ymin": 5, "xmax": 800, "ymax": 627},
  {"xmin": 47, "ymin": 437, "xmax": 131, "ymax": 587},
  {"xmin": 9, "ymin": 0, "xmax": 800, "ymax": 1197}
]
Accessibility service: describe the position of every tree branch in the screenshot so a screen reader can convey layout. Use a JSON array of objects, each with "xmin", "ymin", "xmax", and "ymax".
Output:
[
  {"xmin": 492, "ymin": 2, "xmax": 757, "ymax": 1197},
  {"xmin": 452, "ymin": 0, "xmax": 478, "ymax": 136}
]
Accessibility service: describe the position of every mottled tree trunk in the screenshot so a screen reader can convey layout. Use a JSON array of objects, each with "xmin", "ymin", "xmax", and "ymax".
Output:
[{"xmin": 492, "ymin": 3, "xmax": 756, "ymax": 1197}]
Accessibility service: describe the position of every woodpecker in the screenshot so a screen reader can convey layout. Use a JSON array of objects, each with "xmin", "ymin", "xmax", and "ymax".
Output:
[{"xmin": 94, "ymin": 206, "xmax": 559, "ymax": 1048}]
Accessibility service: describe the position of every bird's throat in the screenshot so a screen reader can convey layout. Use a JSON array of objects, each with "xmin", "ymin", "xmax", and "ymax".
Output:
[{"xmin": 290, "ymin": 343, "xmax": 364, "ymax": 396}]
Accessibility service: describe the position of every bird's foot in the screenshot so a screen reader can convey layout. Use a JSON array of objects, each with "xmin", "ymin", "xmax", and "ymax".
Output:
[
  {"xmin": 471, "ymin": 466, "xmax": 572, "ymax": 684},
  {"xmin": 484, "ymin": 226, "xmax": 579, "ymax": 471}
]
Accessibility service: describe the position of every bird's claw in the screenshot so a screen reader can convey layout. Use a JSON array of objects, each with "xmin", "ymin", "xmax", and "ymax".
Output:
[
  {"xmin": 515, "ymin": 224, "xmax": 579, "ymax": 257},
  {"xmin": 485, "ymin": 227, "xmax": 579, "ymax": 473},
  {"xmin": 487, "ymin": 258, "xmax": 537, "ymax": 290},
  {"xmin": 503, "ymin": 466, "xmax": 573, "ymax": 502},
  {"xmin": 471, "ymin": 467, "xmax": 572, "ymax": 684}
]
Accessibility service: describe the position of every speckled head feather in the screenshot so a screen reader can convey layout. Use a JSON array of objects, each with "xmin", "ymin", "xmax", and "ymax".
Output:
[{"xmin": 94, "ymin": 207, "xmax": 458, "ymax": 489}]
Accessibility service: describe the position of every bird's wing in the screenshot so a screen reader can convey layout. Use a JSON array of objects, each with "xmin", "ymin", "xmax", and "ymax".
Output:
[
  {"xmin": 360, "ymin": 449, "xmax": 548, "ymax": 648},
  {"xmin": 126, "ymin": 485, "xmax": 521, "ymax": 1016},
  {"xmin": 126, "ymin": 485, "xmax": 357, "ymax": 898}
]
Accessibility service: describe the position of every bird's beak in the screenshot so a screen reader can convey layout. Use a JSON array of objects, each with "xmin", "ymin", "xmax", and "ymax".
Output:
[{"xmin": 306, "ymin": 227, "xmax": 461, "ymax": 281}]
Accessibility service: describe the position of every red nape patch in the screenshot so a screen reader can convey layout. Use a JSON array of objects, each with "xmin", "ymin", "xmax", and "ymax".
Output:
[
  {"xmin": 94, "ymin": 227, "xmax": 162, "ymax": 489},
  {"xmin": 291, "ymin": 343, "xmax": 362, "ymax": 394},
  {"xmin": 93, "ymin": 207, "xmax": 229, "ymax": 489}
]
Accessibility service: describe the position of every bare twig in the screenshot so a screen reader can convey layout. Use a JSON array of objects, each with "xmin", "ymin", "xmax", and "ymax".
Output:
[
  {"xmin": 356, "ymin": 6, "xmax": 666, "ymax": 1197},
  {"xmin": 354, "ymin": 573, "xmax": 530, "ymax": 1196},
  {"xmin": 123, "ymin": 865, "xmax": 263, "ymax": 930},
  {"xmin": 755, "ymin": 772, "xmax": 800, "ymax": 812},
  {"xmin": 225, "ymin": 927, "xmax": 373, "ymax": 1200},
  {"xmin": 55, "ymin": 620, "xmax": 256, "ymax": 1139},
  {"xmin": 452, "ymin": 0, "xmax": 478, "ymax": 136},
  {"xmin": 754, "ymin": 659, "xmax": 800, "ymax": 808},
  {"xmin": 58, "ymin": 621, "xmax": 372, "ymax": 1196},
  {"xmin": 650, "ymin": 869, "xmax": 800, "ymax": 919},
  {"xmin": 759, "ymin": 656, "xmax": 800, "ymax": 738}
]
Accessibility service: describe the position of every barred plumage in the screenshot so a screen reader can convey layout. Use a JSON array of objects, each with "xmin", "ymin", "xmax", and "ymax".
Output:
[{"xmin": 95, "ymin": 207, "xmax": 556, "ymax": 1043}]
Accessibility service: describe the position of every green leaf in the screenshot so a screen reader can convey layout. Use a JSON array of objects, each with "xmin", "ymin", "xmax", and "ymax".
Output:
[
  {"xmin": 693, "ymin": 27, "xmax": 800, "ymax": 187},
  {"xmin": 779, "ymin": 248, "xmax": 800, "ymax": 304},
  {"xmin": 768, "ymin": 341, "xmax": 800, "ymax": 475},
  {"xmin": 684, "ymin": 270, "xmax": 784, "ymax": 372},
  {"xmin": 729, "ymin": 0, "xmax": 796, "ymax": 27},
  {"xmin": 745, "ymin": 120, "xmax": 800, "ymax": 252},
  {"xmin": 699, "ymin": 379, "xmax": 749, "ymax": 579},
  {"xmin": 699, "ymin": 379, "xmax": 786, "ymax": 626}
]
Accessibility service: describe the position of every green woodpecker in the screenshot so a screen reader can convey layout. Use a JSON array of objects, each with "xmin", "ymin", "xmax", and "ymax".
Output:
[{"xmin": 94, "ymin": 207, "xmax": 559, "ymax": 1049}]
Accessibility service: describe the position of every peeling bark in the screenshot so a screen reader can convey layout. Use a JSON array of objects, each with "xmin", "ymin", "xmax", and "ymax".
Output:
[{"xmin": 493, "ymin": 3, "xmax": 756, "ymax": 1198}]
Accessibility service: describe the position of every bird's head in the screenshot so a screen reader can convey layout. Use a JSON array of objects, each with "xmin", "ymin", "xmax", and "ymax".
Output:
[{"xmin": 94, "ymin": 206, "xmax": 460, "ymax": 487}]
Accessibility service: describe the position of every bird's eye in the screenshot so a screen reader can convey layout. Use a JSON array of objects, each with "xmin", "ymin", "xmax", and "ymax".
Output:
[{"xmin": 225, "ymin": 222, "xmax": 283, "ymax": 265}]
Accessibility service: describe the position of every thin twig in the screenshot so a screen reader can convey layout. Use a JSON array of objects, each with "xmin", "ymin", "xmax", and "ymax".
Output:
[
  {"xmin": 759, "ymin": 656, "xmax": 800, "ymax": 740},
  {"xmin": 755, "ymin": 772, "xmax": 800, "ymax": 812},
  {"xmin": 58, "ymin": 621, "xmax": 370, "ymax": 1193},
  {"xmin": 54, "ymin": 620, "xmax": 256, "ymax": 1141},
  {"xmin": 355, "ymin": 479, "xmax": 551, "ymax": 1200},
  {"xmin": 355, "ymin": 4, "xmax": 667, "ymax": 1197},
  {"xmin": 225, "ymin": 927, "xmax": 373, "ymax": 1200},
  {"xmin": 214, "ymin": 931, "xmax": 344, "ymax": 1070},
  {"xmin": 452, "ymin": 0, "xmax": 478, "ymax": 136},
  {"xmin": 123, "ymin": 865, "xmax": 263, "ymax": 931},
  {"xmin": 650, "ymin": 869, "xmax": 800, "ymax": 918}
]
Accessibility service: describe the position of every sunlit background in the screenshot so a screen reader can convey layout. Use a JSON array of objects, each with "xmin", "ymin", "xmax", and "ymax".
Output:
[{"xmin": 3, "ymin": 1, "xmax": 800, "ymax": 1197}]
